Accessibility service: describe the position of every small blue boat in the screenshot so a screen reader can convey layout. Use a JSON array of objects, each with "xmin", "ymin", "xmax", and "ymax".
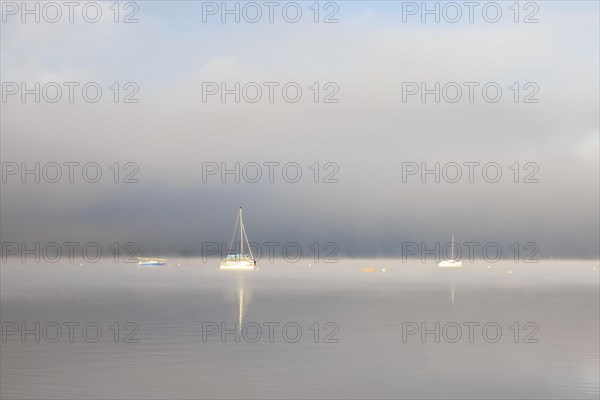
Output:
[{"xmin": 137, "ymin": 258, "xmax": 167, "ymax": 267}]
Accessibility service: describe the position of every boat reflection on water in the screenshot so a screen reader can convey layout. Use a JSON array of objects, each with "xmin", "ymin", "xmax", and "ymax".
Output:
[
  {"xmin": 233, "ymin": 274, "xmax": 252, "ymax": 334},
  {"xmin": 236, "ymin": 286, "xmax": 246, "ymax": 332}
]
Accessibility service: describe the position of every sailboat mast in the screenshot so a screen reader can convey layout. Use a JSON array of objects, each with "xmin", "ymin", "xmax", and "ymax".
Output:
[
  {"xmin": 451, "ymin": 234, "xmax": 455, "ymax": 259},
  {"xmin": 239, "ymin": 207, "xmax": 243, "ymax": 256}
]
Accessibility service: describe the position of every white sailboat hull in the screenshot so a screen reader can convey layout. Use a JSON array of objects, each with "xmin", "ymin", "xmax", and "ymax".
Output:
[
  {"xmin": 220, "ymin": 260, "xmax": 256, "ymax": 270},
  {"xmin": 438, "ymin": 260, "xmax": 463, "ymax": 268}
]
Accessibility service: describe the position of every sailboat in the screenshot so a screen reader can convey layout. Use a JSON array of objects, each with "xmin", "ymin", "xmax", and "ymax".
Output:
[
  {"xmin": 438, "ymin": 235, "xmax": 463, "ymax": 268},
  {"xmin": 220, "ymin": 207, "xmax": 256, "ymax": 270}
]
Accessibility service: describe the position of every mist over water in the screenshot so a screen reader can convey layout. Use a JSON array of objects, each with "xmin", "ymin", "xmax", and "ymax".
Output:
[
  {"xmin": 1, "ymin": 260, "xmax": 598, "ymax": 399},
  {"xmin": 1, "ymin": 2, "xmax": 599, "ymax": 259}
]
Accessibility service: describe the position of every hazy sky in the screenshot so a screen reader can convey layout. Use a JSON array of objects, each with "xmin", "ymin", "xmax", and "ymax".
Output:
[{"xmin": 1, "ymin": 1, "xmax": 598, "ymax": 259}]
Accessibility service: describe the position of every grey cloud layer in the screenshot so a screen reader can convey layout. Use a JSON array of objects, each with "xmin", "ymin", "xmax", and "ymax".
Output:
[{"xmin": 1, "ymin": 4, "xmax": 598, "ymax": 258}]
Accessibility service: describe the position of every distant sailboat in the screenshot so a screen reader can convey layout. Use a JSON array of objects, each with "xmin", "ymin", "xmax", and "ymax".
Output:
[
  {"xmin": 220, "ymin": 207, "xmax": 256, "ymax": 270},
  {"xmin": 438, "ymin": 235, "xmax": 463, "ymax": 268}
]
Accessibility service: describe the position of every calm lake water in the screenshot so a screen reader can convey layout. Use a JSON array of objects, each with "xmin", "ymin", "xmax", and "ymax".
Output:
[{"xmin": 1, "ymin": 259, "xmax": 598, "ymax": 399}]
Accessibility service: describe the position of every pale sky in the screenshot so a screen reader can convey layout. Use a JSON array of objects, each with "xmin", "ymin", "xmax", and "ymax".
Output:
[{"xmin": 1, "ymin": 1, "xmax": 599, "ymax": 258}]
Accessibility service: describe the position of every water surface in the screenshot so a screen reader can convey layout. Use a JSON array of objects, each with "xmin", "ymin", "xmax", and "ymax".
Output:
[{"xmin": 1, "ymin": 259, "xmax": 598, "ymax": 399}]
